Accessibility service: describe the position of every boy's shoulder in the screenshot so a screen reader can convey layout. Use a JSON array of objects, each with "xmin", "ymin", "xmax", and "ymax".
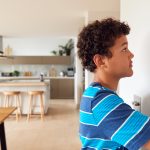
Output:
[
  {"xmin": 83, "ymin": 82, "xmax": 117, "ymax": 99},
  {"xmin": 80, "ymin": 82, "xmax": 119, "ymax": 112}
]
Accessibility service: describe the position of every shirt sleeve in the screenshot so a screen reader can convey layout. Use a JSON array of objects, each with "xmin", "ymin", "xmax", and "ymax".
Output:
[{"xmin": 91, "ymin": 93, "xmax": 150, "ymax": 150}]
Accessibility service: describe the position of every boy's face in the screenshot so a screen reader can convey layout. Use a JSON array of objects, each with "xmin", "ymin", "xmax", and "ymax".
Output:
[{"xmin": 104, "ymin": 35, "xmax": 134, "ymax": 79}]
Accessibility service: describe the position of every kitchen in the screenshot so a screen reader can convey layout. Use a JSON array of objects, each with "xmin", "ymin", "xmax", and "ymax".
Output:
[{"xmin": 0, "ymin": 37, "xmax": 75, "ymax": 97}]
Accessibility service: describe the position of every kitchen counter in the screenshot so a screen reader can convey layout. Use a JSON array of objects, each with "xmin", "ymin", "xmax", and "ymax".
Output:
[
  {"xmin": 0, "ymin": 81, "xmax": 49, "ymax": 86},
  {"xmin": 0, "ymin": 76, "xmax": 74, "ymax": 81},
  {"xmin": 0, "ymin": 76, "xmax": 75, "ymax": 99}
]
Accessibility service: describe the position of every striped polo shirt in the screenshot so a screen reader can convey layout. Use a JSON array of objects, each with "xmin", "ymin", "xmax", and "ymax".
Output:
[{"xmin": 79, "ymin": 82, "xmax": 150, "ymax": 150}]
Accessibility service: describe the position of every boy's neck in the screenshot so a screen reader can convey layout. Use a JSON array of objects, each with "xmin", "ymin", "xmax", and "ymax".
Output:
[{"xmin": 93, "ymin": 73, "xmax": 119, "ymax": 91}]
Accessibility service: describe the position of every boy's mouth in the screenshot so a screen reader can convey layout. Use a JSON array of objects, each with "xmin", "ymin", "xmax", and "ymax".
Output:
[{"xmin": 129, "ymin": 61, "xmax": 133, "ymax": 67}]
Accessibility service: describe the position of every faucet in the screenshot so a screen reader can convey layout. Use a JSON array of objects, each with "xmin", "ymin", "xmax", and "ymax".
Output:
[{"xmin": 40, "ymin": 73, "xmax": 44, "ymax": 82}]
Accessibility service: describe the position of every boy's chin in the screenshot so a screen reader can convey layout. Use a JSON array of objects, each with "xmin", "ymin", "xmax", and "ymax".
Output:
[
  {"xmin": 126, "ymin": 71, "xmax": 133, "ymax": 77},
  {"xmin": 121, "ymin": 70, "xmax": 133, "ymax": 78}
]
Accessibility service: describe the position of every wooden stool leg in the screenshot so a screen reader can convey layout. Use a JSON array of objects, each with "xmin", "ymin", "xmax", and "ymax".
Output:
[
  {"xmin": 17, "ymin": 95, "xmax": 22, "ymax": 118},
  {"xmin": 40, "ymin": 94, "xmax": 44, "ymax": 121},
  {"xmin": 6, "ymin": 95, "xmax": 9, "ymax": 107},
  {"xmin": 15, "ymin": 95, "xmax": 19, "ymax": 121},
  {"xmin": 27, "ymin": 95, "xmax": 33, "ymax": 122},
  {"xmin": 6, "ymin": 95, "xmax": 10, "ymax": 107},
  {"xmin": 4, "ymin": 95, "xmax": 7, "ymax": 107}
]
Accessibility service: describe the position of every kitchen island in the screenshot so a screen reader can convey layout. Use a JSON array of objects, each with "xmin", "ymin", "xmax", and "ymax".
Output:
[
  {"xmin": 0, "ymin": 81, "xmax": 50, "ymax": 114},
  {"xmin": 0, "ymin": 76, "xmax": 75, "ymax": 99}
]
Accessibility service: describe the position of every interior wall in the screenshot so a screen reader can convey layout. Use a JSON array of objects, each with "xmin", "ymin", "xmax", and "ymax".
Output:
[
  {"xmin": 3, "ymin": 37, "xmax": 70, "ymax": 55},
  {"xmin": 0, "ymin": 0, "xmax": 120, "ymax": 36},
  {"xmin": 120, "ymin": 0, "xmax": 150, "ymax": 115}
]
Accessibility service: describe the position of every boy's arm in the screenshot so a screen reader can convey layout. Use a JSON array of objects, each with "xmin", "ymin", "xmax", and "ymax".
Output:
[
  {"xmin": 143, "ymin": 140, "xmax": 150, "ymax": 149},
  {"xmin": 91, "ymin": 92, "xmax": 150, "ymax": 149}
]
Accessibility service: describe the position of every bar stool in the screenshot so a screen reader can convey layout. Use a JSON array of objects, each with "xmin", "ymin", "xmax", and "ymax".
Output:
[
  {"xmin": 27, "ymin": 91, "xmax": 44, "ymax": 121},
  {"xmin": 3, "ymin": 91, "xmax": 22, "ymax": 121}
]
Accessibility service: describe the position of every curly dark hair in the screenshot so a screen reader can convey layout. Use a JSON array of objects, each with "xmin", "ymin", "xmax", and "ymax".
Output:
[{"xmin": 77, "ymin": 18, "xmax": 130, "ymax": 72}]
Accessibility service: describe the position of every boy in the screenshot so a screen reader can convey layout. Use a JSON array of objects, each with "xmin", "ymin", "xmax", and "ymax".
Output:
[{"xmin": 77, "ymin": 18, "xmax": 150, "ymax": 150}]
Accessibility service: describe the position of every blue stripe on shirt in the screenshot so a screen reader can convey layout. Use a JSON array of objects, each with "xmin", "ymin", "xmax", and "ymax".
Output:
[
  {"xmin": 112, "ymin": 111, "xmax": 149, "ymax": 146},
  {"xmin": 80, "ymin": 135, "xmax": 122, "ymax": 150},
  {"xmin": 81, "ymin": 147, "xmax": 96, "ymax": 150},
  {"xmin": 126, "ymin": 119, "xmax": 150, "ymax": 149},
  {"xmin": 80, "ymin": 97, "xmax": 93, "ymax": 113},
  {"xmin": 97, "ymin": 103, "xmax": 134, "ymax": 138},
  {"xmin": 80, "ymin": 123, "xmax": 108, "ymax": 139},
  {"xmin": 83, "ymin": 86, "xmax": 100, "ymax": 98},
  {"xmin": 80, "ymin": 103, "xmax": 134, "ymax": 139},
  {"xmin": 81, "ymin": 93, "xmax": 118, "ymax": 114},
  {"xmin": 91, "ymin": 92, "xmax": 113, "ymax": 108},
  {"xmin": 80, "ymin": 110, "xmax": 96, "ymax": 125},
  {"xmin": 92, "ymin": 94, "xmax": 123, "ymax": 125}
]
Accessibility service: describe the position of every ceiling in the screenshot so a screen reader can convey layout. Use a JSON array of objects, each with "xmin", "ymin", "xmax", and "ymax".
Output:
[{"xmin": 0, "ymin": 0, "xmax": 120, "ymax": 36}]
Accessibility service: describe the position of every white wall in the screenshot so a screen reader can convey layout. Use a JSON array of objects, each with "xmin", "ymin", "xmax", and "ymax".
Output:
[
  {"xmin": 3, "ymin": 37, "xmax": 71, "ymax": 56},
  {"xmin": 0, "ymin": 0, "xmax": 120, "ymax": 36},
  {"xmin": 120, "ymin": 0, "xmax": 150, "ymax": 115}
]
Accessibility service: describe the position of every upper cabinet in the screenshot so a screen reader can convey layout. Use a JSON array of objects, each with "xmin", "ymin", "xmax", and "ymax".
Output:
[
  {"xmin": 42, "ymin": 56, "xmax": 71, "ymax": 64},
  {"xmin": 13, "ymin": 56, "xmax": 43, "ymax": 64},
  {"xmin": 0, "ymin": 56, "xmax": 71, "ymax": 65},
  {"xmin": 0, "ymin": 57, "xmax": 14, "ymax": 65}
]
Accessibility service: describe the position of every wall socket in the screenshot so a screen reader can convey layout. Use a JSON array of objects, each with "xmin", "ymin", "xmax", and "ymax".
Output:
[{"xmin": 133, "ymin": 94, "xmax": 141, "ymax": 103}]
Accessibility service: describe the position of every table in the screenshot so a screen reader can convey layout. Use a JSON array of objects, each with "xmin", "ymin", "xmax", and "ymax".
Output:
[{"xmin": 0, "ymin": 107, "xmax": 16, "ymax": 150}]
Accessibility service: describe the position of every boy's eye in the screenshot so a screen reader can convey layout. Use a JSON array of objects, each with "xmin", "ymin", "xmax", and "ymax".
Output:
[{"xmin": 122, "ymin": 48, "xmax": 128, "ymax": 52}]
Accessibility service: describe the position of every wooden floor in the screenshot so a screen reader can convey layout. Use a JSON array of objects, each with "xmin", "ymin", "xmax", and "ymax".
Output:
[{"xmin": 4, "ymin": 100, "xmax": 81, "ymax": 150}]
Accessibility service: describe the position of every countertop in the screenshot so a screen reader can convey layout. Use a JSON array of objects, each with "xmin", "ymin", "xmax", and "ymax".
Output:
[
  {"xmin": 0, "ymin": 81, "xmax": 50, "ymax": 86},
  {"xmin": 0, "ymin": 76, "xmax": 74, "ymax": 81}
]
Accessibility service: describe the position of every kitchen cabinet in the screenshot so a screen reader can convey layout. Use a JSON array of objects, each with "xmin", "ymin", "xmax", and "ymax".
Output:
[
  {"xmin": 42, "ymin": 56, "xmax": 71, "ymax": 64},
  {"xmin": 0, "ymin": 56, "xmax": 71, "ymax": 65},
  {"xmin": 0, "ymin": 57, "xmax": 14, "ymax": 64},
  {"xmin": 50, "ymin": 78, "xmax": 74, "ymax": 99},
  {"xmin": 13, "ymin": 56, "xmax": 42, "ymax": 64}
]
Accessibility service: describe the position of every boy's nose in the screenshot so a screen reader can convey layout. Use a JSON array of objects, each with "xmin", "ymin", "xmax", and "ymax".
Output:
[{"xmin": 129, "ymin": 50, "xmax": 134, "ymax": 58}]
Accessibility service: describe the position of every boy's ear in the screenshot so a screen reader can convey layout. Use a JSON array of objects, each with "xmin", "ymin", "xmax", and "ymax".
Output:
[{"xmin": 93, "ymin": 54, "xmax": 106, "ymax": 68}]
